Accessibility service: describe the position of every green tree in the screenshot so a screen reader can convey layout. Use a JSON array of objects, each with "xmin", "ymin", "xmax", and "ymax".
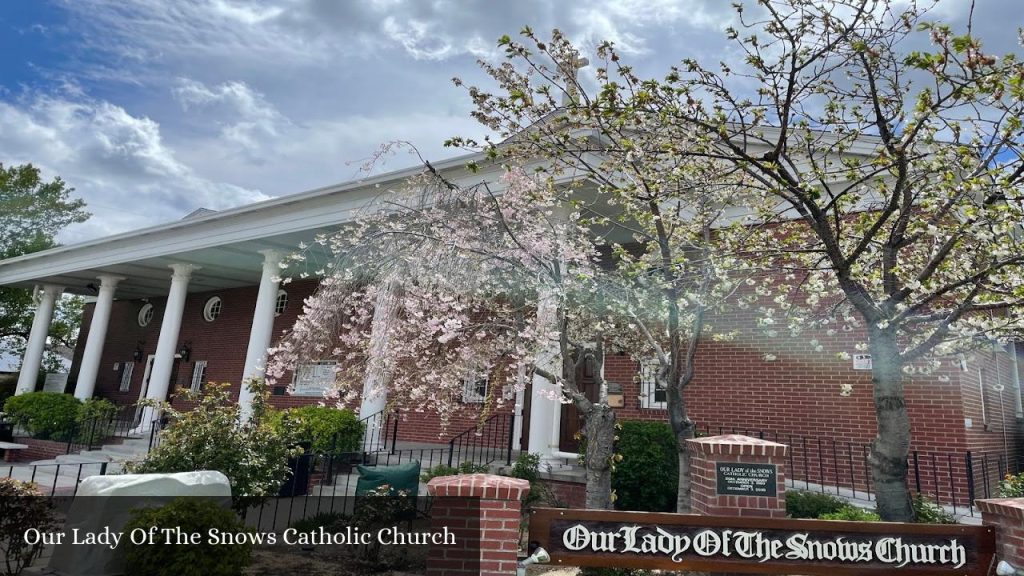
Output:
[{"xmin": 0, "ymin": 164, "xmax": 89, "ymax": 374}]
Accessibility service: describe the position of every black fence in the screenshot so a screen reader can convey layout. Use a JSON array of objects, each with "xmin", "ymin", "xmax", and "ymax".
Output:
[
  {"xmin": 446, "ymin": 412, "xmax": 516, "ymax": 468},
  {"xmin": 695, "ymin": 423, "xmax": 1024, "ymax": 516}
]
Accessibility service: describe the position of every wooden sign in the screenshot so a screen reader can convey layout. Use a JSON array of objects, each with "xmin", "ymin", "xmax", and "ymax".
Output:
[
  {"xmin": 716, "ymin": 462, "xmax": 777, "ymax": 497},
  {"xmin": 528, "ymin": 508, "xmax": 995, "ymax": 575}
]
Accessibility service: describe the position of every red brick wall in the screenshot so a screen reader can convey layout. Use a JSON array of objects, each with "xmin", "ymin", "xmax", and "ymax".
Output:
[
  {"xmin": 71, "ymin": 277, "xmax": 1023, "ymax": 485},
  {"xmin": 6, "ymin": 437, "xmax": 68, "ymax": 463}
]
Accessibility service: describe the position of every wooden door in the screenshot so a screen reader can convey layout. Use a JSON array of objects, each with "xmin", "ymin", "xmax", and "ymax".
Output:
[{"xmin": 558, "ymin": 356, "xmax": 598, "ymax": 453}]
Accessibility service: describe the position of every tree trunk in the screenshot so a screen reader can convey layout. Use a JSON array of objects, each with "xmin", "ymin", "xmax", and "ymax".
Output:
[
  {"xmin": 675, "ymin": 421, "xmax": 695, "ymax": 513},
  {"xmin": 868, "ymin": 328, "xmax": 915, "ymax": 522},
  {"xmin": 582, "ymin": 403, "xmax": 617, "ymax": 510}
]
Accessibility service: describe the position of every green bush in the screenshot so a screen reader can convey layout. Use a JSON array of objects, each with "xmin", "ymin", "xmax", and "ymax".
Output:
[
  {"xmin": 126, "ymin": 381, "xmax": 298, "ymax": 511},
  {"xmin": 0, "ymin": 478, "xmax": 57, "ymax": 576},
  {"xmin": 785, "ymin": 490, "xmax": 848, "ymax": 519},
  {"xmin": 75, "ymin": 398, "xmax": 119, "ymax": 444},
  {"xmin": 267, "ymin": 405, "xmax": 364, "ymax": 456},
  {"xmin": 819, "ymin": 505, "xmax": 881, "ymax": 521},
  {"xmin": 612, "ymin": 421, "xmax": 678, "ymax": 512},
  {"xmin": 2, "ymin": 392, "xmax": 81, "ymax": 440},
  {"xmin": 123, "ymin": 498, "xmax": 252, "ymax": 576},
  {"xmin": 420, "ymin": 461, "xmax": 490, "ymax": 483},
  {"xmin": 912, "ymin": 494, "xmax": 956, "ymax": 524},
  {"xmin": 999, "ymin": 472, "xmax": 1024, "ymax": 497}
]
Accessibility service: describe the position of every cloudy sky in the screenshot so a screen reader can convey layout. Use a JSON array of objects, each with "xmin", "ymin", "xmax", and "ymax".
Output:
[{"xmin": 0, "ymin": 0, "xmax": 1017, "ymax": 243}]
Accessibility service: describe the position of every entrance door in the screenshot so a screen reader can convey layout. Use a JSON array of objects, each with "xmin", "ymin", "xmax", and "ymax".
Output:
[
  {"xmin": 134, "ymin": 355, "xmax": 156, "ymax": 425},
  {"xmin": 558, "ymin": 355, "xmax": 598, "ymax": 452}
]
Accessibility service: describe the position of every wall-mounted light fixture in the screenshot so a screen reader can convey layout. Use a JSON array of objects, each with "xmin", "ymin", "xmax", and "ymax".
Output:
[
  {"xmin": 132, "ymin": 341, "xmax": 146, "ymax": 362},
  {"xmin": 177, "ymin": 341, "xmax": 192, "ymax": 363}
]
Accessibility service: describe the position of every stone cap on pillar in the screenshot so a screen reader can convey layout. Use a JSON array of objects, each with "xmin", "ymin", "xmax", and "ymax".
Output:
[
  {"xmin": 686, "ymin": 434, "xmax": 788, "ymax": 458},
  {"xmin": 426, "ymin": 474, "xmax": 531, "ymax": 500},
  {"xmin": 976, "ymin": 497, "xmax": 1024, "ymax": 520}
]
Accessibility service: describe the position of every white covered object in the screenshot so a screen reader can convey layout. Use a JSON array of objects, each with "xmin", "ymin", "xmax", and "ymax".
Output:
[{"xmin": 48, "ymin": 471, "xmax": 232, "ymax": 575}]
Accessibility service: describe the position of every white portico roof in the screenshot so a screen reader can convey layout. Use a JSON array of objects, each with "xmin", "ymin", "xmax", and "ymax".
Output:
[{"xmin": 0, "ymin": 151, "xmax": 495, "ymax": 300}]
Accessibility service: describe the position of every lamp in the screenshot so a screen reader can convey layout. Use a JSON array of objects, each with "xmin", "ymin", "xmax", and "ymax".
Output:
[
  {"xmin": 517, "ymin": 543, "xmax": 549, "ymax": 575},
  {"xmin": 132, "ymin": 341, "xmax": 145, "ymax": 363},
  {"xmin": 177, "ymin": 342, "xmax": 192, "ymax": 363}
]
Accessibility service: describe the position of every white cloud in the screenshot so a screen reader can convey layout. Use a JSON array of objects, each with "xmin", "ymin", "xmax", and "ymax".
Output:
[
  {"xmin": 173, "ymin": 78, "xmax": 289, "ymax": 157},
  {"xmin": 0, "ymin": 92, "xmax": 269, "ymax": 242}
]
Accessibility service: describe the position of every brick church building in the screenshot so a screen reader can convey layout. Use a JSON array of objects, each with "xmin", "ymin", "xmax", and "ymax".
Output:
[{"xmin": 0, "ymin": 148, "xmax": 1020, "ymax": 506}]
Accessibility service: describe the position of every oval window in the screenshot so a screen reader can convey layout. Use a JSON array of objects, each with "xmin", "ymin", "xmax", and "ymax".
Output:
[
  {"xmin": 203, "ymin": 296, "xmax": 223, "ymax": 322},
  {"xmin": 138, "ymin": 303, "xmax": 154, "ymax": 327}
]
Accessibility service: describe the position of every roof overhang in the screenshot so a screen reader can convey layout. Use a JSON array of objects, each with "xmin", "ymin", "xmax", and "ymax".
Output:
[{"xmin": 0, "ymin": 151, "xmax": 503, "ymax": 300}]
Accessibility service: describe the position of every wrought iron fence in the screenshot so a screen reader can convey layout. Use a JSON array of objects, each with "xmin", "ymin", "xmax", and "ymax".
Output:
[
  {"xmin": 446, "ymin": 412, "xmax": 516, "ymax": 468},
  {"xmin": 695, "ymin": 423, "xmax": 1024, "ymax": 516}
]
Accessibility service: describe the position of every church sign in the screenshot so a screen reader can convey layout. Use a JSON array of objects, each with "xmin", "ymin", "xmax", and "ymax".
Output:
[
  {"xmin": 715, "ymin": 462, "xmax": 777, "ymax": 497},
  {"xmin": 528, "ymin": 508, "xmax": 995, "ymax": 575}
]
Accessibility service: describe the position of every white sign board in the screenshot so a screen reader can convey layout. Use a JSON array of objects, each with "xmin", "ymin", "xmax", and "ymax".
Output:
[
  {"xmin": 291, "ymin": 362, "xmax": 336, "ymax": 396},
  {"xmin": 852, "ymin": 354, "xmax": 872, "ymax": 370},
  {"xmin": 42, "ymin": 372, "xmax": 69, "ymax": 393}
]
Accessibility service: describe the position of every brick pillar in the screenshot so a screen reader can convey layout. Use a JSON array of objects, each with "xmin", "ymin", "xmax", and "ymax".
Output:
[
  {"xmin": 426, "ymin": 473, "xmax": 530, "ymax": 576},
  {"xmin": 977, "ymin": 498, "xmax": 1024, "ymax": 570},
  {"xmin": 686, "ymin": 434, "xmax": 787, "ymax": 518}
]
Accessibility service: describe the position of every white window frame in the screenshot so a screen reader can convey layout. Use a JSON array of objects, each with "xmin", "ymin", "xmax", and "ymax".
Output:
[
  {"xmin": 292, "ymin": 360, "xmax": 337, "ymax": 396},
  {"xmin": 462, "ymin": 369, "xmax": 489, "ymax": 404},
  {"xmin": 274, "ymin": 289, "xmax": 288, "ymax": 316},
  {"xmin": 138, "ymin": 303, "xmax": 154, "ymax": 327},
  {"xmin": 640, "ymin": 358, "xmax": 667, "ymax": 409},
  {"xmin": 203, "ymin": 296, "xmax": 223, "ymax": 322},
  {"xmin": 119, "ymin": 362, "xmax": 134, "ymax": 392},
  {"xmin": 190, "ymin": 360, "xmax": 208, "ymax": 393}
]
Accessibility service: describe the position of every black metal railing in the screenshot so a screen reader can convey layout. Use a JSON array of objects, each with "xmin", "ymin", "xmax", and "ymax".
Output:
[
  {"xmin": 695, "ymin": 423, "xmax": 1024, "ymax": 516},
  {"xmin": 358, "ymin": 409, "xmax": 400, "ymax": 454},
  {"xmin": 446, "ymin": 412, "xmax": 516, "ymax": 468}
]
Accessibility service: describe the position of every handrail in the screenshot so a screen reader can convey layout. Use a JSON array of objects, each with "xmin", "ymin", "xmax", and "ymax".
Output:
[{"xmin": 446, "ymin": 412, "xmax": 516, "ymax": 468}]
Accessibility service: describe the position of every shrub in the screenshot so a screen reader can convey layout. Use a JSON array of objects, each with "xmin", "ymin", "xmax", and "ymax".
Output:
[
  {"xmin": 785, "ymin": 490, "xmax": 848, "ymax": 519},
  {"xmin": 2, "ymin": 392, "xmax": 81, "ymax": 440},
  {"xmin": 420, "ymin": 461, "xmax": 490, "ymax": 483},
  {"xmin": 819, "ymin": 505, "xmax": 881, "ymax": 521},
  {"xmin": 0, "ymin": 478, "xmax": 57, "ymax": 576},
  {"xmin": 267, "ymin": 405, "xmax": 364, "ymax": 456},
  {"xmin": 123, "ymin": 498, "xmax": 252, "ymax": 576},
  {"xmin": 75, "ymin": 398, "xmax": 119, "ymax": 444},
  {"xmin": 125, "ymin": 381, "xmax": 298, "ymax": 511},
  {"xmin": 912, "ymin": 494, "xmax": 956, "ymax": 524},
  {"xmin": 612, "ymin": 421, "xmax": 678, "ymax": 512},
  {"xmin": 999, "ymin": 472, "xmax": 1024, "ymax": 497}
]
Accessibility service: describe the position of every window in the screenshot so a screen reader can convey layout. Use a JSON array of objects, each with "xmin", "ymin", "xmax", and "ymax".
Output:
[
  {"xmin": 462, "ymin": 369, "xmax": 489, "ymax": 404},
  {"xmin": 275, "ymin": 290, "xmax": 288, "ymax": 316},
  {"xmin": 203, "ymin": 296, "xmax": 222, "ymax": 322},
  {"xmin": 639, "ymin": 358, "xmax": 667, "ymax": 409},
  {"xmin": 190, "ymin": 361, "xmax": 208, "ymax": 393},
  {"xmin": 292, "ymin": 361, "xmax": 336, "ymax": 396},
  {"xmin": 138, "ymin": 303, "xmax": 154, "ymax": 327},
  {"xmin": 119, "ymin": 362, "xmax": 134, "ymax": 392}
]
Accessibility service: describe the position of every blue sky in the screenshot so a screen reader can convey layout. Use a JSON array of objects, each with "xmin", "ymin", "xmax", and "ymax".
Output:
[{"xmin": 0, "ymin": 0, "xmax": 1016, "ymax": 243}]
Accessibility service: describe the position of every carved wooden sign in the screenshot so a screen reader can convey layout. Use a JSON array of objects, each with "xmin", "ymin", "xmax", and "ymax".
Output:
[{"xmin": 528, "ymin": 508, "xmax": 995, "ymax": 575}]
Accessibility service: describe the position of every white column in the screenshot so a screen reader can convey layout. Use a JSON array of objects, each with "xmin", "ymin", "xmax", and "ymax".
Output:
[
  {"xmin": 138, "ymin": 264, "xmax": 198, "ymax": 428},
  {"xmin": 527, "ymin": 289, "xmax": 568, "ymax": 468},
  {"xmin": 74, "ymin": 275, "xmax": 125, "ymax": 400},
  {"xmin": 359, "ymin": 280, "xmax": 400, "ymax": 450},
  {"xmin": 239, "ymin": 250, "xmax": 280, "ymax": 421},
  {"xmin": 15, "ymin": 284, "xmax": 64, "ymax": 395}
]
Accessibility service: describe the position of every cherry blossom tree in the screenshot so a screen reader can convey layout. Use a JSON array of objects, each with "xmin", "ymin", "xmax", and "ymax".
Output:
[
  {"xmin": 267, "ymin": 163, "xmax": 630, "ymax": 509},
  {"xmin": 523, "ymin": 0, "xmax": 1024, "ymax": 521},
  {"xmin": 448, "ymin": 31, "xmax": 768, "ymax": 512}
]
